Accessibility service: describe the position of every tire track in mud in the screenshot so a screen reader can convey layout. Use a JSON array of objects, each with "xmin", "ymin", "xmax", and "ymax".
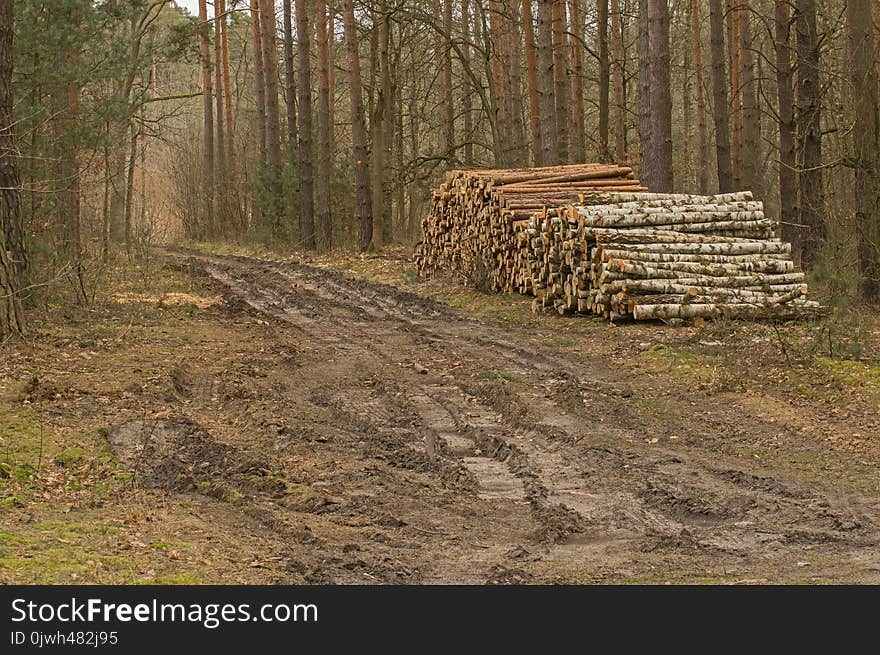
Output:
[{"xmin": 164, "ymin": 248, "xmax": 880, "ymax": 582}]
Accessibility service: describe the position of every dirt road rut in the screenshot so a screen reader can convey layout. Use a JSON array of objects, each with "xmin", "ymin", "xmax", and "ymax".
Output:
[{"xmin": 154, "ymin": 248, "xmax": 880, "ymax": 583}]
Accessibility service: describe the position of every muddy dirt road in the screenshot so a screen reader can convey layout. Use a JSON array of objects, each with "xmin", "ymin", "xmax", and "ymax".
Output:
[{"xmin": 152, "ymin": 248, "xmax": 880, "ymax": 583}]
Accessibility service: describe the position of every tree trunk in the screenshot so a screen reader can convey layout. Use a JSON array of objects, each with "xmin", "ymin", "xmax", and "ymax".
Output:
[
  {"xmin": 341, "ymin": 0, "xmax": 373, "ymax": 250},
  {"xmin": 847, "ymin": 0, "xmax": 879, "ymax": 301},
  {"xmin": 637, "ymin": 0, "xmax": 651, "ymax": 186},
  {"xmin": 596, "ymin": 0, "xmax": 609, "ymax": 162},
  {"xmin": 728, "ymin": 0, "xmax": 741, "ymax": 188},
  {"xmin": 739, "ymin": 1, "xmax": 758, "ymax": 197},
  {"xmin": 259, "ymin": 0, "xmax": 284, "ymax": 229},
  {"xmin": 442, "ymin": 0, "xmax": 455, "ymax": 163},
  {"xmin": 199, "ymin": 0, "xmax": 215, "ymax": 234},
  {"xmin": 0, "ymin": 0, "xmax": 23, "ymax": 338},
  {"xmin": 462, "ymin": 0, "xmax": 474, "ymax": 165},
  {"xmin": 551, "ymin": 0, "xmax": 569, "ymax": 163},
  {"xmin": 522, "ymin": 0, "xmax": 541, "ymax": 164},
  {"xmin": 691, "ymin": 0, "xmax": 708, "ymax": 194},
  {"xmin": 795, "ymin": 0, "xmax": 823, "ymax": 268},
  {"xmin": 647, "ymin": 0, "xmax": 672, "ymax": 192},
  {"xmin": 220, "ymin": 0, "xmax": 235, "ymax": 156},
  {"xmin": 569, "ymin": 0, "xmax": 586, "ymax": 162},
  {"xmin": 488, "ymin": 0, "xmax": 508, "ymax": 165},
  {"xmin": 250, "ymin": 0, "xmax": 267, "ymax": 164},
  {"xmin": 505, "ymin": 1, "xmax": 527, "ymax": 166},
  {"xmin": 610, "ymin": 0, "xmax": 625, "ymax": 163},
  {"xmin": 282, "ymin": 0, "xmax": 299, "ymax": 149},
  {"xmin": 775, "ymin": 0, "xmax": 797, "ymax": 248},
  {"xmin": 536, "ymin": 0, "xmax": 557, "ymax": 165},
  {"xmin": 709, "ymin": 0, "xmax": 732, "ymax": 192},
  {"xmin": 295, "ymin": 0, "xmax": 315, "ymax": 248},
  {"xmin": 315, "ymin": 0, "xmax": 332, "ymax": 249},
  {"xmin": 370, "ymin": 3, "xmax": 388, "ymax": 247},
  {"xmin": 214, "ymin": 0, "xmax": 226, "ymax": 212}
]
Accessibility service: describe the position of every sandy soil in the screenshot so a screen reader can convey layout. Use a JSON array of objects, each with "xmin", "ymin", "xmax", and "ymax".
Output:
[{"xmin": 97, "ymin": 246, "xmax": 877, "ymax": 584}]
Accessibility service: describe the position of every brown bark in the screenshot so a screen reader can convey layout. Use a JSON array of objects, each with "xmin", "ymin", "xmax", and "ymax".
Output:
[
  {"xmin": 728, "ymin": 0, "xmax": 741, "ymax": 188},
  {"xmin": 637, "ymin": 0, "xmax": 651, "ymax": 185},
  {"xmin": 596, "ymin": 0, "xmax": 609, "ymax": 162},
  {"xmin": 341, "ymin": 0, "xmax": 373, "ymax": 250},
  {"xmin": 0, "ymin": 0, "xmax": 23, "ymax": 338},
  {"xmin": 295, "ymin": 0, "xmax": 315, "ymax": 248},
  {"xmin": 848, "ymin": 0, "xmax": 880, "ymax": 301},
  {"xmin": 775, "ymin": 0, "xmax": 796, "ymax": 247},
  {"xmin": 522, "ymin": 0, "xmax": 541, "ymax": 164},
  {"xmin": 434, "ymin": 0, "xmax": 454, "ymax": 163},
  {"xmin": 371, "ymin": 1, "xmax": 391, "ymax": 246},
  {"xmin": 214, "ymin": 0, "xmax": 226, "ymax": 198},
  {"xmin": 709, "ymin": 0, "xmax": 732, "ymax": 192},
  {"xmin": 536, "ymin": 0, "xmax": 557, "ymax": 165},
  {"xmin": 199, "ymin": 0, "xmax": 215, "ymax": 232},
  {"xmin": 504, "ymin": 1, "xmax": 527, "ymax": 166},
  {"xmin": 220, "ymin": 0, "xmax": 235, "ymax": 155},
  {"xmin": 443, "ymin": 0, "xmax": 456, "ymax": 163},
  {"xmin": 795, "ymin": 0, "xmax": 823, "ymax": 268},
  {"xmin": 316, "ymin": 0, "xmax": 332, "ymax": 249},
  {"xmin": 259, "ymin": 0, "xmax": 284, "ymax": 227},
  {"xmin": 739, "ymin": 1, "xmax": 758, "ymax": 196},
  {"xmin": 551, "ymin": 0, "xmax": 569, "ymax": 162},
  {"xmin": 488, "ymin": 0, "xmax": 508, "ymax": 165},
  {"xmin": 691, "ymin": 0, "xmax": 708, "ymax": 194},
  {"xmin": 250, "ymin": 0, "xmax": 268, "ymax": 162},
  {"xmin": 569, "ymin": 0, "xmax": 586, "ymax": 162},
  {"xmin": 610, "ymin": 0, "xmax": 625, "ymax": 163},
  {"xmin": 282, "ymin": 0, "xmax": 298, "ymax": 148}
]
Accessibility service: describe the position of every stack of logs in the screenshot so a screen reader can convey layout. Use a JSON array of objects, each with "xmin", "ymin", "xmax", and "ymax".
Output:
[
  {"xmin": 415, "ymin": 164, "xmax": 820, "ymax": 323},
  {"xmin": 524, "ymin": 192, "xmax": 822, "ymax": 321},
  {"xmin": 414, "ymin": 163, "xmax": 645, "ymax": 292}
]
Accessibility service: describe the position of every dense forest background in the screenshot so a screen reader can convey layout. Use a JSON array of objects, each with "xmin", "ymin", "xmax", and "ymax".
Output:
[{"xmin": 1, "ymin": 0, "xmax": 878, "ymax": 338}]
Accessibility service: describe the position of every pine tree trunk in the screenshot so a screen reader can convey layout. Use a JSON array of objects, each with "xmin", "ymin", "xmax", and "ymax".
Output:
[
  {"xmin": 647, "ymin": 0, "xmax": 672, "ymax": 192},
  {"xmin": 569, "ymin": 0, "xmax": 586, "ymax": 162},
  {"xmin": 775, "ymin": 0, "xmax": 797, "ymax": 248},
  {"xmin": 505, "ymin": 1, "xmax": 527, "ymax": 166},
  {"xmin": 610, "ymin": 0, "xmax": 626, "ymax": 163},
  {"xmin": 637, "ymin": 0, "xmax": 652, "ymax": 186},
  {"xmin": 315, "ymin": 0, "xmax": 332, "ymax": 250},
  {"xmin": 259, "ymin": 0, "xmax": 284, "ymax": 229},
  {"xmin": 596, "ymin": 0, "xmax": 610, "ymax": 163},
  {"xmin": 220, "ymin": 1, "xmax": 235, "ymax": 156},
  {"xmin": 282, "ymin": 0, "xmax": 299, "ymax": 149},
  {"xmin": 199, "ymin": 0, "xmax": 215, "ymax": 234},
  {"xmin": 739, "ymin": 1, "xmax": 758, "ymax": 197},
  {"xmin": 0, "ymin": 0, "xmax": 23, "ymax": 338},
  {"xmin": 691, "ymin": 0, "xmax": 708, "ymax": 194},
  {"xmin": 536, "ymin": 0, "xmax": 557, "ymax": 165},
  {"xmin": 462, "ymin": 0, "xmax": 474, "ymax": 165},
  {"xmin": 551, "ymin": 0, "xmax": 569, "ymax": 163},
  {"xmin": 250, "ymin": 0, "xmax": 268, "ymax": 163},
  {"xmin": 341, "ymin": 0, "xmax": 373, "ymax": 251},
  {"xmin": 488, "ymin": 0, "xmax": 508, "ymax": 165},
  {"xmin": 709, "ymin": 0, "xmax": 732, "ymax": 192},
  {"xmin": 442, "ymin": 0, "xmax": 456, "ymax": 163},
  {"xmin": 847, "ymin": 0, "xmax": 880, "ymax": 301},
  {"xmin": 728, "ymin": 1, "xmax": 741, "ymax": 188},
  {"xmin": 295, "ymin": 0, "xmax": 315, "ymax": 248},
  {"xmin": 522, "ymin": 0, "xmax": 542, "ymax": 164},
  {"xmin": 795, "ymin": 0, "xmax": 823, "ymax": 268},
  {"xmin": 214, "ymin": 0, "xmax": 226, "ymax": 216}
]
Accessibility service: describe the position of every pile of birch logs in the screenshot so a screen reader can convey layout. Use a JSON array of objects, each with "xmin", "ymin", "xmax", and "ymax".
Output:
[
  {"xmin": 414, "ymin": 163, "xmax": 646, "ymax": 292},
  {"xmin": 524, "ymin": 192, "xmax": 822, "ymax": 321},
  {"xmin": 415, "ymin": 163, "xmax": 819, "ymax": 323}
]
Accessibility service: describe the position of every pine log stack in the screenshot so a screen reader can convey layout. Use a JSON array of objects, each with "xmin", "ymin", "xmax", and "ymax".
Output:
[
  {"xmin": 524, "ymin": 192, "xmax": 822, "ymax": 321},
  {"xmin": 414, "ymin": 163, "xmax": 646, "ymax": 291}
]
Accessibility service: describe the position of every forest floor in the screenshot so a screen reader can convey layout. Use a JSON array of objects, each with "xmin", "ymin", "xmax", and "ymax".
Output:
[{"xmin": 1, "ymin": 244, "xmax": 879, "ymax": 584}]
